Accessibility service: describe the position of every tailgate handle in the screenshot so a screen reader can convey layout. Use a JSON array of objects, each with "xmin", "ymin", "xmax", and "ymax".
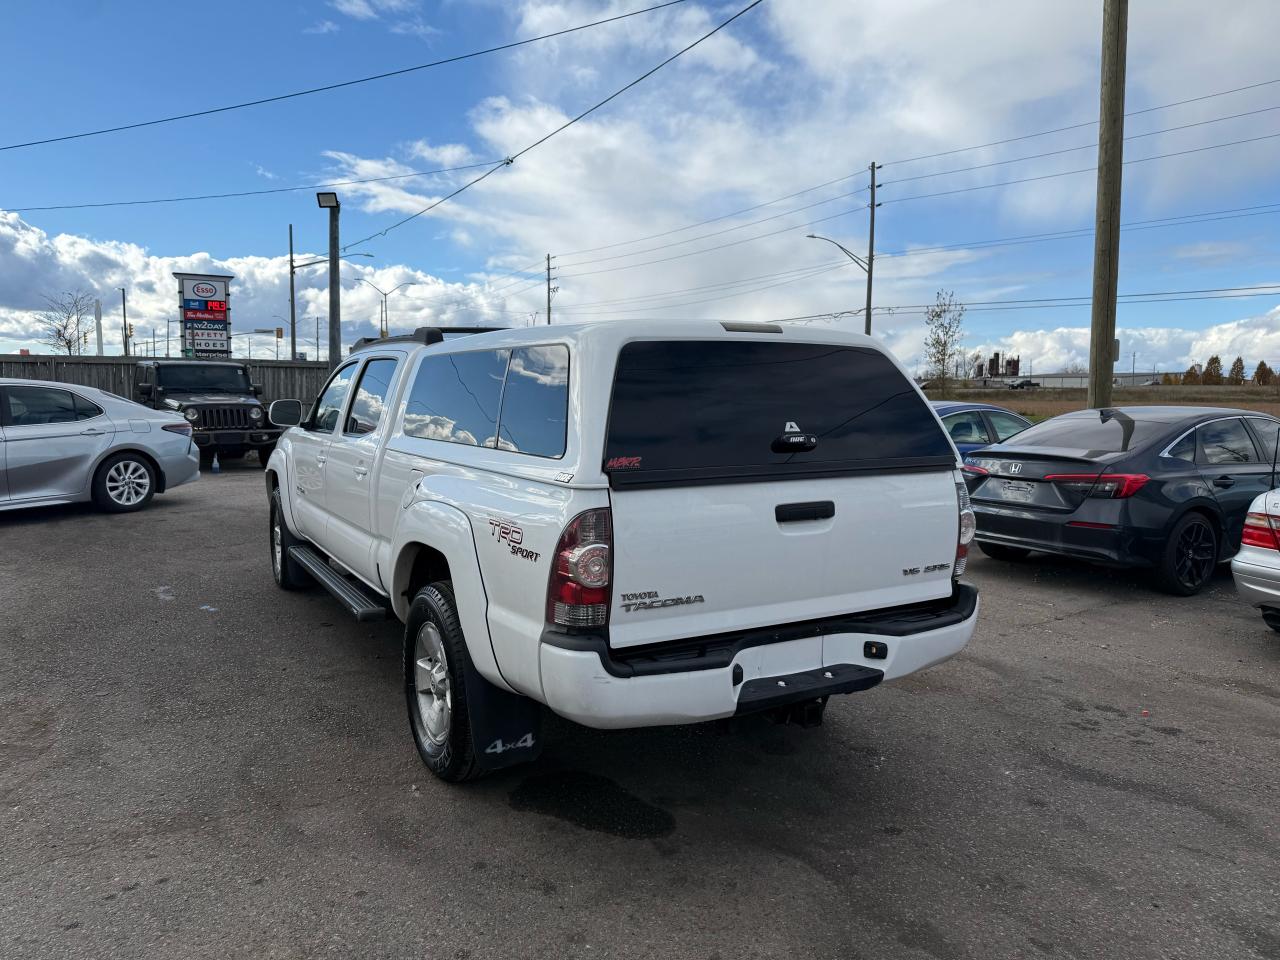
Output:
[{"xmin": 775, "ymin": 501, "xmax": 835, "ymax": 523}]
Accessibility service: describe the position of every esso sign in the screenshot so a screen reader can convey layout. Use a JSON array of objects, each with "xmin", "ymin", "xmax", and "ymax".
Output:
[{"xmin": 192, "ymin": 282, "xmax": 217, "ymax": 298}]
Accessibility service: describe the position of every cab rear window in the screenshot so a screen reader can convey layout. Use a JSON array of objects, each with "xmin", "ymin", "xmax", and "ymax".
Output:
[{"xmin": 604, "ymin": 340, "xmax": 953, "ymax": 486}]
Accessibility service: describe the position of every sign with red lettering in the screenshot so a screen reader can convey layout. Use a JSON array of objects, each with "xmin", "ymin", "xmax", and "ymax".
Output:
[{"xmin": 183, "ymin": 309, "xmax": 227, "ymax": 321}]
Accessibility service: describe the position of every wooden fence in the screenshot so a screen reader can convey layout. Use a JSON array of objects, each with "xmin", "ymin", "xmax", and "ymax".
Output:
[{"xmin": 0, "ymin": 355, "xmax": 329, "ymax": 402}]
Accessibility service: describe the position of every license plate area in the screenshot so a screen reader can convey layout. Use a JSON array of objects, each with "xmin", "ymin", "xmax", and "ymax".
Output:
[{"xmin": 999, "ymin": 479, "xmax": 1035, "ymax": 503}]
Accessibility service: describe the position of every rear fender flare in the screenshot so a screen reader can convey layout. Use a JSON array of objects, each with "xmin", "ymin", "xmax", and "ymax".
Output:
[{"xmin": 391, "ymin": 500, "xmax": 511, "ymax": 692}]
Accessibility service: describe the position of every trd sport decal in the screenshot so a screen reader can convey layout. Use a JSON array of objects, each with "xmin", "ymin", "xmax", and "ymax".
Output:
[
  {"xmin": 488, "ymin": 519, "xmax": 540, "ymax": 562},
  {"xmin": 620, "ymin": 591, "xmax": 705, "ymax": 613}
]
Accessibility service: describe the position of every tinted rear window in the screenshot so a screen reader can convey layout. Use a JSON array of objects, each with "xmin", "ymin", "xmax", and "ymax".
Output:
[
  {"xmin": 1003, "ymin": 411, "xmax": 1169, "ymax": 453},
  {"xmin": 604, "ymin": 340, "xmax": 952, "ymax": 485}
]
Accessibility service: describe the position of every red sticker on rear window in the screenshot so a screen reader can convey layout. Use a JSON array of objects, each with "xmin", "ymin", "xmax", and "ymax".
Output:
[{"xmin": 606, "ymin": 456, "xmax": 643, "ymax": 470}]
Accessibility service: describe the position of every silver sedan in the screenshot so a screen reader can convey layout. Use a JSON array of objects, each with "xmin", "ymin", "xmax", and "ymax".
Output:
[
  {"xmin": 0, "ymin": 377, "xmax": 200, "ymax": 513},
  {"xmin": 1232, "ymin": 486, "xmax": 1280, "ymax": 633}
]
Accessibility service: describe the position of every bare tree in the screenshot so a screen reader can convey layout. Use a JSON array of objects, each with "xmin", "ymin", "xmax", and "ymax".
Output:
[
  {"xmin": 922, "ymin": 290, "xmax": 966, "ymax": 391},
  {"xmin": 1063, "ymin": 361, "xmax": 1088, "ymax": 375},
  {"xmin": 36, "ymin": 290, "xmax": 95, "ymax": 355}
]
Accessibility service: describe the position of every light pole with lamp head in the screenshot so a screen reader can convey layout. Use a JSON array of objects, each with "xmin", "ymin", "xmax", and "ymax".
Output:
[
  {"xmin": 806, "ymin": 234, "xmax": 873, "ymax": 336},
  {"xmin": 355, "ymin": 279, "xmax": 414, "ymax": 337},
  {"xmin": 316, "ymin": 192, "xmax": 341, "ymax": 369}
]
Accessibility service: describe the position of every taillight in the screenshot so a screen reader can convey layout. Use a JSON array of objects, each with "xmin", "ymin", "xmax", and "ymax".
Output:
[
  {"xmin": 961, "ymin": 462, "xmax": 989, "ymax": 477},
  {"xmin": 1045, "ymin": 473, "xmax": 1149, "ymax": 498},
  {"xmin": 955, "ymin": 481, "xmax": 976, "ymax": 576},
  {"xmin": 162, "ymin": 422, "xmax": 193, "ymax": 437},
  {"xmin": 547, "ymin": 507, "xmax": 612, "ymax": 628},
  {"xmin": 1242, "ymin": 512, "xmax": 1280, "ymax": 550}
]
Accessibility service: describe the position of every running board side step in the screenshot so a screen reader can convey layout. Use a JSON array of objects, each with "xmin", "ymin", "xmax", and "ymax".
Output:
[{"xmin": 288, "ymin": 545, "xmax": 389, "ymax": 622}]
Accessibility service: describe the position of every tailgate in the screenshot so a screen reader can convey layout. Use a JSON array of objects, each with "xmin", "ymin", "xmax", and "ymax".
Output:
[
  {"xmin": 608, "ymin": 472, "xmax": 962, "ymax": 649},
  {"xmin": 600, "ymin": 336, "xmax": 960, "ymax": 650}
]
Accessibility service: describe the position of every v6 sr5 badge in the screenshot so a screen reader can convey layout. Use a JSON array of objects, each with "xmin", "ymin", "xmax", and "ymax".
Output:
[{"xmin": 488, "ymin": 518, "xmax": 540, "ymax": 562}]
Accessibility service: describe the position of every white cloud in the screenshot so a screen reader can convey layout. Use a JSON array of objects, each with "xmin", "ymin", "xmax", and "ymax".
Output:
[
  {"xmin": 303, "ymin": 19, "xmax": 340, "ymax": 34},
  {"xmin": 329, "ymin": 0, "xmax": 417, "ymax": 21}
]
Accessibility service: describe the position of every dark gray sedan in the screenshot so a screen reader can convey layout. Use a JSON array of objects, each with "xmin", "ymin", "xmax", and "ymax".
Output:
[{"xmin": 0, "ymin": 377, "xmax": 200, "ymax": 513}]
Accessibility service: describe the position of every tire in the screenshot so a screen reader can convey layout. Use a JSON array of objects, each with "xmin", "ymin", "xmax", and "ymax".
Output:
[
  {"xmin": 978, "ymin": 542, "xmax": 1031, "ymax": 562},
  {"xmin": 404, "ymin": 582, "xmax": 483, "ymax": 783},
  {"xmin": 255, "ymin": 443, "xmax": 276, "ymax": 469},
  {"xmin": 269, "ymin": 488, "xmax": 311, "ymax": 590},
  {"xmin": 92, "ymin": 453, "xmax": 156, "ymax": 513},
  {"xmin": 1156, "ymin": 512, "xmax": 1219, "ymax": 596}
]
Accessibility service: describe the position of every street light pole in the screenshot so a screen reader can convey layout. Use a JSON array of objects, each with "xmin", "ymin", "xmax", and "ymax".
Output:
[
  {"xmin": 355, "ymin": 279, "xmax": 413, "ymax": 338},
  {"xmin": 288, "ymin": 224, "xmax": 297, "ymax": 362},
  {"xmin": 119, "ymin": 287, "xmax": 129, "ymax": 357},
  {"xmin": 316, "ymin": 192, "xmax": 342, "ymax": 370},
  {"xmin": 806, "ymin": 234, "xmax": 872, "ymax": 334}
]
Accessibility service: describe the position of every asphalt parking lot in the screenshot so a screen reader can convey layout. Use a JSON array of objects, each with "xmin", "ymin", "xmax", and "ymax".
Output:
[{"xmin": 2, "ymin": 465, "xmax": 1278, "ymax": 960}]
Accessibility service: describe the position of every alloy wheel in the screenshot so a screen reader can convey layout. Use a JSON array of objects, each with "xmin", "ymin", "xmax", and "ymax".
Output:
[
  {"xmin": 105, "ymin": 460, "xmax": 150, "ymax": 506},
  {"xmin": 1174, "ymin": 519, "xmax": 1215, "ymax": 591},
  {"xmin": 413, "ymin": 623, "xmax": 452, "ymax": 747}
]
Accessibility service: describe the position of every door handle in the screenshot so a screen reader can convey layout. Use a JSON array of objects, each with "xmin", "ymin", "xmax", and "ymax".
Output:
[
  {"xmin": 354, "ymin": 466, "xmax": 368, "ymax": 478},
  {"xmin": 80, "ymin": 428, "xmax": 105, "ymax": 436},
  {"xmin": 316, "ymin": 454, "xmax": 327, "ymax": 465},
  {"xmin": 1212, "ymin": 475, "xmax": 1235, "ymax": 488}
]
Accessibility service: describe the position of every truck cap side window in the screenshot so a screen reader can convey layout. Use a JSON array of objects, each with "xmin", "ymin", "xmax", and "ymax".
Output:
[{"xmin": 495, "ymin": 345, "xmax": 569, "ymax": 459}]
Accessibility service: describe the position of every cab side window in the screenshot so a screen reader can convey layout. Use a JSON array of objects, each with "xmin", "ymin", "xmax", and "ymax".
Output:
[
  {"xmin": 312, "ymin": 363, "xmax": 358, "ymax": 433},
  {"xmin": 496, "ymin": 346, "xmax": 569, "ymax": 458},
  {"xmin": 1197, "ymin": 418, "xmax": 1258, "ymax": 465},
  {"xmin": 988, "ymin": 411, "xmax": 1029, "ymax": 442},
  {"xmin": 6, "ymin": 386, "xmax": 79, "ymax": 426},
  {"xmin": 941, "ymin": 411, "xmax": 990, "ymax": 445},
  {"xmin": 345, "ymin": 358, "xmax": 398, "ymax": 436},
  {"xmin": 403, "ymin": 349, "xmax": 509, "ymax": 447}
]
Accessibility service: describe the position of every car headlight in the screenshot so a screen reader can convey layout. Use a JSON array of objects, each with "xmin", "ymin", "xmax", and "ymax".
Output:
[
  {"xmin": 249, "ymin": 406, "xmax": 264, "ymax": 420},
  {"xmin": 184, "ymin": 408, "xmax": 200, "ymax": 422}
]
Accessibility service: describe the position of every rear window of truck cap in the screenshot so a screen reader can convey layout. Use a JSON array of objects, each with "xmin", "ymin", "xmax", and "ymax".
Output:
[{"xmin": 603, "ymin": 339, "xmax": 953, "ymax": 487}]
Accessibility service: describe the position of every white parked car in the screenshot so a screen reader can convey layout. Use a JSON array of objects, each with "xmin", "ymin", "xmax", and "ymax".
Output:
[
  {"xmin": 264, "ymin": 321, "xmax": 979, "ymax": 780},
  {"xmin": 1, "ymin": 377, "xmax": 199, "ymax": 513},
  {"xmin": 1232, "ymin": 487, "xmax": 1280, "ymax": 632}
]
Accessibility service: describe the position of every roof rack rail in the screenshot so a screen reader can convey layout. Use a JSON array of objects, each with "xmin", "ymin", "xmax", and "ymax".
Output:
[{"xmin": 349, "ymin": 326, "xmax": 505, "ymax": 353}]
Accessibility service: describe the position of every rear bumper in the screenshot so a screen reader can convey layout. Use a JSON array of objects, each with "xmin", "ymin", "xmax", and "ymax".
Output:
[
  {"xmin": 158, "ymin": 445, "xmax": 201, "ymax": 491},
  {"xmin": 1231, "ymin": 554, "xmax": 1280, "ymax": 608},
  {"xmin": 538, "ymin": 585, "xmax": 978, "ymax": 729},
  {"xmin": 973, "ymin": 504, "xmax": 1156, "ymax": 567}
]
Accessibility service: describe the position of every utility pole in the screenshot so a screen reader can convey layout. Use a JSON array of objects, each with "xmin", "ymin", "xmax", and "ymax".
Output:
[
  {"xmin": 1087, "ymin": 0, "xmax": 1128, "ymax": 409},
  {"xmin": 315, "ymin": 316, "xmax": 321, "ymax": 363},
  {"xmin": 328, "ymin": 205, "xmax": 341, "ymax": 368},
  {"xmin": 865, "ymin": 161, "xmax": 880, "ymax": 337},
  {"xmin": 94, "ymin": 299, "xmax": 103, "ymax": 356},
  {"xmin": 546, "ymin": 253, "xmax": 553, "ymax": 325},
  {"xmin": 119, "ymin": 287, "xmax": 129, "ymax": 356},
  {"xmin": 288, "ymin": 224, "xmax": 297, "ymax": 362}
]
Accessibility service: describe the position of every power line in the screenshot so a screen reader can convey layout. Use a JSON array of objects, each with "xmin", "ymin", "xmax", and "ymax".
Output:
[
  {"xmin": 5, "ymin": 161, "xmax": 504, "ymax": 212},
  {"xmin": 557, "ymin": 203, "xmax": 869, "ymax": 279},
  {"xmin": 884, "ymin": 76, "xmax": 1280, "ymax": 167},
  {"xmin": 881, "ymin": 104, "xmax": 1280, "ymax": 187},
  {"xmin": 556, "ymin": 184, "xmax": 868, "ymax": 268},
  {"xmin": 879, "ymin": 201, "xmax": 1280, "ymax": 259},
  {"xmin": 340, "ymin": 0, "xmax": 766, "ymax": 252},
  {"xmin": 0, "ymin": 1, "xmax": 691, "ymax": 152},
  {"xmin": 881, "ymin": 131, "xmax": 1280, "ymax": 205}
]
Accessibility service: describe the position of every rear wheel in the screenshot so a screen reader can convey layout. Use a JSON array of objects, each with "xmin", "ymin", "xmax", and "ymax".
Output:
[
  {"xmin": 1156, "ymin": 513, "xmax": 1218, "ymax": 596},
  {"xmin": 977, "ymin": 542, "xmax": 1031, "ymax": 562},
  {"xmin": 405, "ymin": 583, "xmax": 482, "ymax": 783},
  {"xmin": 269, "ymin": 488, "xmax": 311, "ymax": 590},
  {"xmin": 92, "ymin": 453, "xmax": 156, "ymax": 513}
]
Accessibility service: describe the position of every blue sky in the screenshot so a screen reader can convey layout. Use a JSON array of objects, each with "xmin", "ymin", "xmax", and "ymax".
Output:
[{"xmin": 2, "ymin": 0, "xmax": 1279, "ymax": 372}]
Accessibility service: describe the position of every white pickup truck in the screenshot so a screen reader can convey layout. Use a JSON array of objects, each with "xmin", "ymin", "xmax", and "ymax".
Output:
[{"xmin": 265, "ymin": 321, "xmax": 979, "ymax": 781}]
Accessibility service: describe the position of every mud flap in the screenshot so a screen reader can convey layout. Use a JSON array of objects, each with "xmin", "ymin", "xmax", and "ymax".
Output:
[{"xmin": 465, "ymin": 668, "xmax": 545, "ymax": 773}]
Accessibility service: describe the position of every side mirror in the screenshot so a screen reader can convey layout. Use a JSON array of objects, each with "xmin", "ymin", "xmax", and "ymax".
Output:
[
  {"xmin": 268, "ymin": 399, "xmax": 303, "ymax": 427},
  {"xmin": 251, "ymin": 383, "xmax": 263, "ymax": 396},
  {"xmin": 137, "ymin": 383, "xmax": 154, "ymax": 397}
]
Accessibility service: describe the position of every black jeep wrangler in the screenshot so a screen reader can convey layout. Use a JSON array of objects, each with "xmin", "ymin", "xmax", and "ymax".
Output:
[{"xmin": 133, "ymin": 360, "xmax": 280, "ymax": 466}]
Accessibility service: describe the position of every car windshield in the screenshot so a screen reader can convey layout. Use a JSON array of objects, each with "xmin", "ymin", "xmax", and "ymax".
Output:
[
  {"xmin": 1001, "ymin": 410, "xmax": 1169, "ymax": 453},
  {"xmin": 156, "ymin": 364, "xmax": 251, "ymax": 393}
]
